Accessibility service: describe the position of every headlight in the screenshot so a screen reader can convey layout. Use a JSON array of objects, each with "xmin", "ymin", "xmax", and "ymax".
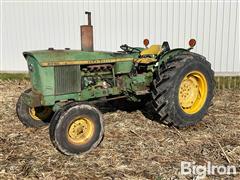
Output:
[{"xmin": 28, "ymin": 63, "xmax": 34, "ymax": 72}]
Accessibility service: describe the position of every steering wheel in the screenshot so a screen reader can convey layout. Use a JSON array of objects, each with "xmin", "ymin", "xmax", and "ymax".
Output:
[{"xmin": 120, "ymin": 44, "xmax": 141, "ymax": 53}]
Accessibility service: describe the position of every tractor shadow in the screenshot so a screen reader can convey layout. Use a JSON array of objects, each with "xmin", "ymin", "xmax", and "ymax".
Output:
[{"xmin": 93, "ymin": 98, "xmax": 161, "ymax": 122}]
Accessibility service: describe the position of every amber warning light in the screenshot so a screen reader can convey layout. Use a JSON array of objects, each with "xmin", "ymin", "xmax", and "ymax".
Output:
[
  {"xmin": 189, "ymin": 39, "xmax": 196, "ymax": 48},
  {"xmin": 143, "ymin": 39, "xmax": 149, "ymax": 47}
]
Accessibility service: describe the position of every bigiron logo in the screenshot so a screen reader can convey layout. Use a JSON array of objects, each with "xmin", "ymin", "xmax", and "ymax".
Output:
[{"xmin": 180, "ymin": 161, "xmax": 237, "ymax": 179}]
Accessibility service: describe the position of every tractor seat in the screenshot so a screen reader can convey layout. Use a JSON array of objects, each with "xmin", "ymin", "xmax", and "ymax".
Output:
[{"xmin": 140, "ymin": 45, "xmax": 162, "ymax": 56}]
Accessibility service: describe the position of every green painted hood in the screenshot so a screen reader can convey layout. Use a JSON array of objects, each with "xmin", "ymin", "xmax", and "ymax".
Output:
[{"xmin": 23, "ymin": 50, "xmax": 139, "ymax": 66}]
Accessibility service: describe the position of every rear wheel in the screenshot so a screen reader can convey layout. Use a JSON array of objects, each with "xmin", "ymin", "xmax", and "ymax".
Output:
[
  {"xmin": 16, "ymin": 89, "xmax": 53, "ymax": 127},
  {"xmin": 49, "ymin": 102, "xmax": 104, "ymax": 155},
  {"xmin": 151, "ymin": 52, "xmax": 214, "ymax": 128}
]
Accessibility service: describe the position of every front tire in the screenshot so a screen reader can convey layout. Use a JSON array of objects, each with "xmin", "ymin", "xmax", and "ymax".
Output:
[
  {"xmin": 49, "ymin": 102, "xmax": 104, "ymax": 155},
  {"xmin": 16, "ymin": 89, "xmax": 53, "ymax": 127},
  {"xmin": 151, "ymin": 52, "xmax": 214, "ymax": 128}
]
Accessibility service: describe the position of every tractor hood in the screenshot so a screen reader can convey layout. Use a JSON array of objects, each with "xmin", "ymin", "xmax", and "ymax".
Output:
[{"xmin": 23, "ymin": 50, "xmax": 139, "ymax": 67}]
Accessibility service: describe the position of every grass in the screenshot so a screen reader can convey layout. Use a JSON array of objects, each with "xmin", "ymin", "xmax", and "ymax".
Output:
[{"xmin": 0, "ymin": 73, "xmax": 29, "ymax": 81}]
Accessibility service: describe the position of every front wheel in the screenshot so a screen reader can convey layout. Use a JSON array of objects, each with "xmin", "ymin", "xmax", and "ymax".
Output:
[
  {"xmin": 49, "ymin": 102, "xmax": 104, "ymax": 155},
  {"xmin": 16, "ymin": 89, "xmax": 53, "ymax": 127},
  {"xmin": 151, "ymin": 52, "xmax": 214, "ymax": 128}
]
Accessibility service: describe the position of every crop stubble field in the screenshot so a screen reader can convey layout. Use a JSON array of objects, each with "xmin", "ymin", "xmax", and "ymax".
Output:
[{"xmin": 0, "ymin": 80, "xmax": 240, "ymax": 179}]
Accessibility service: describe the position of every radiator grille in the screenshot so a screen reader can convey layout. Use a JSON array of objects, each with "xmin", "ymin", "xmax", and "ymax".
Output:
[{"xmin": 54, "ymin": 65, "xmax": 81, "ymax": 95}]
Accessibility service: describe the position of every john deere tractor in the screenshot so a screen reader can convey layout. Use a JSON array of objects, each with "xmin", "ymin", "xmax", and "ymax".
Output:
[{"xmin": 16, "ymin": 12, "xmax": 214, "ymax": 155}]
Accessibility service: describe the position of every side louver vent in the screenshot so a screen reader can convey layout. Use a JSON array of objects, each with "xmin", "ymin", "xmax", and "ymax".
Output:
[{"xmin": 54, "ymin": 65, "xmax": 81, "ymax": 95}]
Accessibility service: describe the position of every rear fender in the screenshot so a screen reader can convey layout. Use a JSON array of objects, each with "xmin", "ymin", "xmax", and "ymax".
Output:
[{"xmin": 158, "ymin": 48, "xmax": 190, "ymax": 66}]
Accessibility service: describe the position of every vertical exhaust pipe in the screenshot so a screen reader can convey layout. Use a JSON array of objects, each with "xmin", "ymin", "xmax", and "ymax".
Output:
[{"xmin": 81, "ymin": 12, "xmax": 94, "ymax": 52}]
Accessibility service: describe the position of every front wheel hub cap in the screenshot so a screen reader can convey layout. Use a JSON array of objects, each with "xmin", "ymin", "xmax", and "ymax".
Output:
[{"xmin": 68, "ymin": 117, "xmax": 94, "ymax": 144}]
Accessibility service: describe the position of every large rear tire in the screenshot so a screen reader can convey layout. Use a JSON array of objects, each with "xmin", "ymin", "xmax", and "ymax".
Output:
[{"xmin": 151, "ymin": 52, "xmax": 214, "ymax": 128}]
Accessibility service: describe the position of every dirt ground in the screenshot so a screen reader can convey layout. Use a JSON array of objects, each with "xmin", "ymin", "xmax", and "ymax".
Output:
[{"xmin": 0, "ymin": 80, "xmax": 239, "ymax": 180}]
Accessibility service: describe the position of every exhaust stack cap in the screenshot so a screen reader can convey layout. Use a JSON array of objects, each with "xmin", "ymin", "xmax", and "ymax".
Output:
[{"xmin": 85, "ymin": 11, "xmax": 91, "ymax": 26}]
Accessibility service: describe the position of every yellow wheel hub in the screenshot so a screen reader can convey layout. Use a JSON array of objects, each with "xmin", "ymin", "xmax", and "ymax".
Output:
[
  {"xmin": 178, "ymin": 71, "xmax": 208, "ymax": 114},
  {"xmin": 67, "ymin": 117, "xmax": 94, "ymax": 144},
  {"xmin": 29, "ymin": 107, "xmax": 52, "ymax": 121},
  {"xmin": 29, "ymin": 107, "xmax": 41, "ymax": 121}
]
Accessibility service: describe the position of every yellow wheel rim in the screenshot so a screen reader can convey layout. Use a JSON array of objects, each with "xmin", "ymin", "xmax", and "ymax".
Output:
[
  {"xmin": 178, "ymin": 71, "xmax": 208, "ymax": 114},
  {"xmin": 29, "ymin": 107, "xmax": 41, "ymax": 120},
  {"xmin": 29, "ymin": 107, "xmax": 52, "ymax": 121},
  {"xmin": 67, "ymin": 117, "xmax": 94, "ymax": 144}
]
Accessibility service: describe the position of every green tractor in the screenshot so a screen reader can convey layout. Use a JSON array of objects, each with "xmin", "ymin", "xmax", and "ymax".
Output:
[{"xmin": 16, "ymin": 12, "xmax": 214, "ymax": 155}]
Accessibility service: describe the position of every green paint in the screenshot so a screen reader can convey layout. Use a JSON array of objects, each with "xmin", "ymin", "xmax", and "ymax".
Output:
[
  {"xmin": 114, "ymin": 61, "xmax": 133, "ymax": 74},
  {"xmin": 24, "ymin": 50, "xmax": 139, "ymax": 65},
  {"xmin": 20, "ymin": 48, "xmax": 194, "ymax": 108},
  {"xmin": 26, "ymin": 56, "xmax": 54, "ymax": 95},
  {"xmin": 19, "ymin": 46, "xmax": 222, "ymax": 109},
  {"xmin": 130, "ymin": 72, "xmax": 153, "ymax": 92}
]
